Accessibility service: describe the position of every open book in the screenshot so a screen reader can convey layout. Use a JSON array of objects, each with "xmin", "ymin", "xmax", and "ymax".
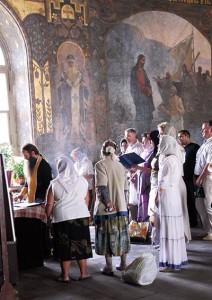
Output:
[{"xmin": 119, "ymin": 152, "xmax": 145, "ymax": 169}]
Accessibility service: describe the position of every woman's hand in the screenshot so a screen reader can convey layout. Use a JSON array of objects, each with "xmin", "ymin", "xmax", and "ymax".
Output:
[
  {"xmin": 129, "ymin": 173, "xmax": 137, "ymax": 183},
  {"xmin": 155, "ymin": 192, "xmax": 159, "ymax": 208},
  {"xmin": 13, "ymin": 194, "xmax": 24, "ymax": 202},
  {"xmin": 131, "ymin": 164, "xmax": 144, "ymax": 171},
  {"xmin": 159, "ymin": 188, "xmax": 165, "ymax": 194}
]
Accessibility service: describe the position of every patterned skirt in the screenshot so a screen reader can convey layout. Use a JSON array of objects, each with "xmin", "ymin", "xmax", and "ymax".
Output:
[
  {"xmin": 53, "ymin": 217, "xmax": 93, "ymax": 261},
  {"xmin": 95, "ymin": 216, "xmax": 130, "ymax": 256}
]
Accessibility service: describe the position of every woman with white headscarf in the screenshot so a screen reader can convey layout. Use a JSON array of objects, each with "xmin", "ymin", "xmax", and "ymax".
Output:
[
  {"xmin": 94, "ymin": 140, "xmax": 130, "ymax": 275},
  {"xmin": 70, "ymin": 147, "xmax": 94, "ymax": 213},
  {"xmin": 45, "ymin": 156, "xmax": 92, "ymax": 282},
  {"xmin": 157, "ymin": 135, "xmax": 188, "ymax": 271},
  {"xmin": 157, "ymin": 122, "xmax": 191, "ymax": 242}
]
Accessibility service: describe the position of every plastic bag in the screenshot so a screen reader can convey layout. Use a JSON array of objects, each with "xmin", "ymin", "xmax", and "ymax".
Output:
[
  {"xmin": 129, "ymin": 221, "xmax": 149, "ymax": 239},
  {"xmin": 129, "ymin": 221, "xmax": 140, "ymax": 237},
  {"xmin": 121, "ymin": 253, "xmax": 158, "ymax": 285}
]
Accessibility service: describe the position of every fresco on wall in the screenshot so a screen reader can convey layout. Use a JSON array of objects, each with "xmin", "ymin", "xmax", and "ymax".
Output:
[
  {"xmin": 105, "ymin": 11, "xmax": 211, "ymax": 145},
  {"xmin": 7, "ymin": 0, "xmax": 45, "ymax": 20},
  {"xmin": 52, "ymin": 41, "xmax": 94, "ymax": 156}
]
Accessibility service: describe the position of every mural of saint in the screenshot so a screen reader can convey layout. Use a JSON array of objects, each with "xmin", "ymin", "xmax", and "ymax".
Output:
[
  {"xmin": 57, "ymin": 43, "xmax": 89, "ymax": 146},
  {"xmin": 130, "ymin": 54, "xmax": 155, "ymax": 132}
]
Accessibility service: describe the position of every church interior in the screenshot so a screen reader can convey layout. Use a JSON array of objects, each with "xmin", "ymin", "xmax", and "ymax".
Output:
[{"xmin": 0, "ymin": 0, "xmax": 212, "ymax": 299}]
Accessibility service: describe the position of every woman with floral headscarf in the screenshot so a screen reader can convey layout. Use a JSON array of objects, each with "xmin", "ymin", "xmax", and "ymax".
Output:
[
  {"xmin": 45, "ymin": 156, "xmax": 92, "ymax": 282},
  {"xmin": 94, "ymin": 140, "xmax": 130, "ymax": 275},
  {"xmin": 157, "ymin": 135, "xmax": 188, "ymax": 271}
]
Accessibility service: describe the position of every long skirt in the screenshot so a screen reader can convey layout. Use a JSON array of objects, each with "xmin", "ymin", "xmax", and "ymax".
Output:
[
  {"xmin": 53, "ymin": 217, "xmax": 93, "ymax": 261},
  {"xmin": 95, "ymin": 216, "xmax": 130, "ymax": 256},
  {"xmin": 159, "ymin": 187, "xmax": 188, "ymax": 270}
]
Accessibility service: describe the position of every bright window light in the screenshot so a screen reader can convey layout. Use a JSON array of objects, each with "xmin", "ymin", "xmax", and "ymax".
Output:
[
  {"xmin": 0, "ymin": 113, "xmax": 10, "ymax": 144},
  {"xmin": 0, "ymin": 73, "xmax": 9, "ymax": 110},
  {"xmin": 0, "ymin": 47, "xmax": 5, "ymax": 65}
]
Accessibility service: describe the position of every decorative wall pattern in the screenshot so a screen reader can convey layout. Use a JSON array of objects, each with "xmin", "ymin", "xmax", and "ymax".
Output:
[
  {"xmin": 47, "ymin": 0, "xmax": 88, "ymax": 25},
  {"xmin": 24, "ymin": 14, "xmax": 53, "ymax": 137},
  {"xmin": 33, "ymin": 60, "xmax": 53, "ymax": 135},
  {"xmin": 6, "ymin": 0, "xmax": 45, "ymax": 20},
  {"xmin": 24, "ymin": 14, "xmax": 48, "ymax": 67}
]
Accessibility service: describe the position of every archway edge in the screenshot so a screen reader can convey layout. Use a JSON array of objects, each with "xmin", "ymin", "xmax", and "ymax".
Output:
[{"xmin": 0, "ymin": 1, "xmax": 33, "ymax": 154}]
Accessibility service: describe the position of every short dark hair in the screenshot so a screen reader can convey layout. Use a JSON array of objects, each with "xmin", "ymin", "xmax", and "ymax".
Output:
[
  {"xmin": 120, "ymin": 138, "xmax": 127, "ymax": 145},
  {"xmin": 141, "ymin": 132, "xmax": 149, "ymax": 139},
  {"xmin": 203, "ymin": 120, "xmax": 212, "ymax": 128},
  {"xmin": 178, "ymin": 130, "xmax": 190, "ymax": 137},
  {"xmin": 22, "ymin": 143, "xmax": 40, "ymax": 155}
]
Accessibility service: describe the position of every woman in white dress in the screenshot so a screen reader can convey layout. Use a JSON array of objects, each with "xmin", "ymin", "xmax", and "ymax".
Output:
[
  {"xmin": 157, "ymin": 135, "xmax": 188, "ymax": 271},
  {"xmin": 157, "ymin": 122, "xmax": 191, "ymax": 242}
]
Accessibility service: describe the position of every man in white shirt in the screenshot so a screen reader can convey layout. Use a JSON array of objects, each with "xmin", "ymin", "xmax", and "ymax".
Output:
[
  {"xmin": 124, "ymin": 128, "xmax": 143, "ymax": 221},
  {"xmin": 194, "ymin": 120, "xmax": 212, "ymax": 240}
]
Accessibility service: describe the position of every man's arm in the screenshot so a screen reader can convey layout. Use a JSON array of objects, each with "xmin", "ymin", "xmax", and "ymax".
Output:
[{"xmin": 196, "ymin": 163, "xmax": 209, "ymax": 186}]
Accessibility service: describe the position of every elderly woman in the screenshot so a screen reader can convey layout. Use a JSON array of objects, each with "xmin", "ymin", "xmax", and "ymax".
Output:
[
  {"xmin": 45, "ymin": 156, "xmax": 92, "ymax": 282},
  {"xmin": 157, "ymin": 135, "xmax": 188, "ymax": 271},
  {"xmin": 94, "ymin": 140, "xmax": 130, "ymax": 275},
  {"xmin": 157, "ymin": 122, "xmax": 191, "ymax": 242}
]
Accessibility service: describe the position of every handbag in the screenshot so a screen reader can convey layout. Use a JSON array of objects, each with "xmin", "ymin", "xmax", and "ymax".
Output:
[{"xmin": 194, "ymin": 186, "xmax": 205, "ymax": 198}]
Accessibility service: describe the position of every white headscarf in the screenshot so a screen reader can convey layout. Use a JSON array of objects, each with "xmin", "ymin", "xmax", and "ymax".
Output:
[
  {"xmin": 70, "ymin": 147, "xmax": 86, "ymax": 162},
  {"xmin": 159, "ymin": 135, "xmax": 178, "ymax": 156},
  {"xmin": 158, "ymin": 122, "xmax": 176, "ymax": 138},
  {"xmin": 56, "ymin": 156, "xmax": 79, "ymax": 193},
  {"xmin": 158, "ymin": 122, "xmax": 185, "ymax": 165}
]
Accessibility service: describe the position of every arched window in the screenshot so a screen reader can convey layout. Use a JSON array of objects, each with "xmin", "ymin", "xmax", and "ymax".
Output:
[
  {"xmin": 0, "ymin": 44, "xmax": 10, "ymax": 144},
  {"xmin": 0, "ymin": 2, "xmax": 33, "ymax": 155}
]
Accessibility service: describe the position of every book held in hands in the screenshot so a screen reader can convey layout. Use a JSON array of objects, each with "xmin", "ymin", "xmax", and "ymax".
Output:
[{"xmin": 119, "ymin": 152, "xmax": 145, "ymax": 169}]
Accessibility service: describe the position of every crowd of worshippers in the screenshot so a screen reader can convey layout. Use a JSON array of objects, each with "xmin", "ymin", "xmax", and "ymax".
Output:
[{"xmin": 15, "ymin": 120, "xmax": 212, "ymax": 281}]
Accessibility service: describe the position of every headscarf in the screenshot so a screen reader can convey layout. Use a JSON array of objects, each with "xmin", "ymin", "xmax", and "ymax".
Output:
[
  {"xmin": 149, "ymin": 130, "xmax": 159, "ymax": 157},
  {"xmin": 158, "ymin": 123, "xmax": 185, "ymax": 175},
  {"xmin": 159, "ymin": 135, "xmax": 178, "ymax": 156},
  {"xmin": 101, "ymin": 140, "xmax": 119, "ymax": 161},
  {"xmin": 70, "ymin": 147, "xmax": 86, "ymax": 162},
  {"xmin": 158, "ymin": 122, "xmax": 176, "ymax": 138},
  {"xmin": 56, "ymin": 156, "xmax": 79, "ymax": 193}
]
